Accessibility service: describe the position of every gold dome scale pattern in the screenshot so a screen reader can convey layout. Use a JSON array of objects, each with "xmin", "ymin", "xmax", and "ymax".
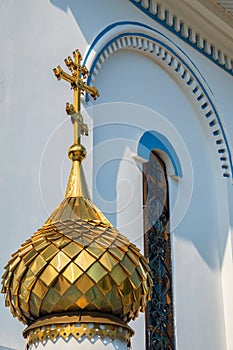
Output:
[
  {"xmin": 2, "ymin": 203, "xmax": 152, "ymax": 325},
  {"xmin": 1, "ymin": 49, "xmax": 153, "ymax": 329}
]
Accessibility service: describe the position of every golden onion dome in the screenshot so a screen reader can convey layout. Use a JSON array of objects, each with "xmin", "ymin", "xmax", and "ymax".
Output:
[
  {"xmin": 1, "ymin": 49, "xmax": 153, "ymax": 328},
  {"xmin": 2, "ymin": 140, "xmax": 153, "ymax": 327}
]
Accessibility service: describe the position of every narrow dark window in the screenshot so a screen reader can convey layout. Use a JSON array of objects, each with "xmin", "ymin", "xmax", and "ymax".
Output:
[{"xmin": 143, "ymin": 151, "xmax": 175, "ymax": 349}]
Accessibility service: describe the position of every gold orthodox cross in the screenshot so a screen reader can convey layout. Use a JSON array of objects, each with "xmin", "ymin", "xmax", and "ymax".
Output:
[{"xmin": 53, "ymin": 49, "xmax": 99, "ymax": 145}]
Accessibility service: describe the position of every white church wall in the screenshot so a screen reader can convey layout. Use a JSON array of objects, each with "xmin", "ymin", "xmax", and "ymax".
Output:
[
  {"xmin": 82, "ymin": 7, "xmax": 233, "ymax": 348},
  {"xmin": 0, "ymin": 0, "xmax": 232, "ymax": 349},
  {"xmin": 90, "ymin": 49, "xmax": 228, "ymax": 349},
  {"xmin": 162, "ymin": 18, "xmax": 233, "ymax": 350}
]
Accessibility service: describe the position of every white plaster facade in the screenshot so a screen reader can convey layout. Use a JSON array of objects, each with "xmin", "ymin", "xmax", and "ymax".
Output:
[{"xmin": 0, "ymin": 1, "xmax": 233, "ymax": 349}]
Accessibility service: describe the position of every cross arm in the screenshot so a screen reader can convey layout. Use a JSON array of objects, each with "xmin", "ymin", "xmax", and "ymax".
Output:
[
  {"xmin": 53, "ymin": 65, "xmax": 75, "ymax": 84},
  {"xmin": 82, "ymin": 82, "xmax": 100, "ymax": 100}
]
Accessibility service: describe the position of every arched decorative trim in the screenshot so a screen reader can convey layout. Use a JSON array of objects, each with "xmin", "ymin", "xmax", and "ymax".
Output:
[
  {"xmin": 138, "ymin": 130, "xmax": 182, "ymax": 178},
  {"xmin": 83, "ymin": 21, "xmax": 233, "ymax": 178},
  {"xmin": 128, "ymin": 0, "xmax": 233, "ymax": 76}
]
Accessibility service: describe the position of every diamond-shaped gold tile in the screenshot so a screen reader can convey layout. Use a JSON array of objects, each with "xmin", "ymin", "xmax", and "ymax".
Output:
[
  {"xmin": 75, "ymin": 274, "xmax": 94, "ymax": 294},
  {"xmin": 107, "ymin": 289, "xmax": 122, "ymax": 312},
  {"xmin": 119, "ymin": 278, "xmax": 133, "ymax": 297},
  {"xmin": 97, "ymin": 275, "xmax": 114, "ymax": 294},
  {"xmin": 23, "ymin": 249, "xmax": 38, "ymax": 265},
  {"xmin": 108, "ymin": 246, "xmax": 124, "ymax": 261},
  {"xmin": 129, "ymin": 270, "xmax": 141, "ymax": 289},
  {"xmin": 32, "ymin": 280, "xmax": 48, "ymax": 299},
  {"xmin": 19, "ymin": 283, "xmax": 31, "ymax": 302},
  {"xmin": 86, "ymin": 286, "xmax": 107, "ymax": 310},
  {"xmin": 99, "ymin": 252, "xmax": 118, "ymax": 271},
  {"xmin": 44, "ymin": 288, "xmax": 61, "ymax": 306},
  {"xmin": 40, "ymin": 265, "xmax": 57, "ymax": 286},
  {"xmin": 85, "ymin": 242, "xmax": 104, "ymax": 259},
  {"xmin": 63, "ymin": 262, "xmax": 83, "ymax": 284},
  {"xmin": 50, "ymin": 251, "xmax": 70, "ymax": 272},
  {"xmin": 62, "ymin": 242, "xmax": 81, "ymax": 258},
  {"xmin": 86, "ymin": 262, "xmax": 108, "ymax": 283},
  {"xmin": 29, "ymin": 293, "xmax": 42, "ymax": 317},
  {"xmin": 74, "ymin": 250, "xmax": 95, "ymax": 271},
  {"xmin": 64, "ymin": 285, "xmax": 82, "ymax": 303},
  {"xmin": 120, "ymin": 255, "xmax": 135, "ymax": 275},
  {"xmin": 30, "ymin": 255, "xmax": 47, "ymax": 275},
  {"xmin": 110, "ymin": 264, "xmax": 128, "ymax": 286},
  {"xmin": 22, "ymin": 269, "xmax": 36, "ymax": 289},
  {"xmin": 127, "ymin": 250, "xmax": 139, "ymax": 264},
  {"xmin": 41, "ymin": 297, "xmax": 54, "ymax": 314},
  {"xmin": 41, "ymin": 244, "xmax": 58, "ymax": 262},
  {"xmin": 53, "ymin": 275, "xmax": 70, "ymax": 295},
  {"xmin": 55, "ymin": 296, "xmax": 72, "ymax": 311},
  {"xmin": 76, "ymin": 295, "xmax": 89, "ymax": 309},
  {"xmin": 18, "ymin": 297, "xmax": 30, "ymax": 315},
  {"xmin": 14, "ymin": 260, "xmax": 27, "ymax": 281}
]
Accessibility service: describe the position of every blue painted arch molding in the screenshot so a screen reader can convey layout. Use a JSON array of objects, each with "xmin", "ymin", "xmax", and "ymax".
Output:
[
  {"xmin": 138, "ymin": 131, "xmax": 182, "ymax": 178},
  {"xmin": 83, "ymin": 21, "xmax": 233, "ymax": 178}
]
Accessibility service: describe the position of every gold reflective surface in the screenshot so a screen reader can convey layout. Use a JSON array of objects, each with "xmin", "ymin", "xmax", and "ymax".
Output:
[{"xmin": 2, "ymin": 216, "xmax": 153, "ymax": 325}]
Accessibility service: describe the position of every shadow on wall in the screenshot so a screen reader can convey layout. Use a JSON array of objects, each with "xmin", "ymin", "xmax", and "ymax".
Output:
[
  {"xmin": 49, "ymin": 0, "xmax": 130, "ymax": 44},
  {"xmin": 49, "ymin": 0, "xmax": 96, "ymax": 44}
]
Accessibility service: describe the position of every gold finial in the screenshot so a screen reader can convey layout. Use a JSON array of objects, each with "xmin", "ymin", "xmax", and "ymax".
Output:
[{"xmin": 53, "ymin": 49, "xmax": 99, "ymax": 145}]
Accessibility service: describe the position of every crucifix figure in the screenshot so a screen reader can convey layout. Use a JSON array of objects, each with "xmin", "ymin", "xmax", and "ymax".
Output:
[{"xmin": 53, "ymin": 49, "xmax": 99, "ymax": 145}]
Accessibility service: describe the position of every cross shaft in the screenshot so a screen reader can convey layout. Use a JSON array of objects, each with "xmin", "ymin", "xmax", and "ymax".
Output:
[{"xmin": 53, "ymin": 49, "xmax": 99, "ymax": 144}]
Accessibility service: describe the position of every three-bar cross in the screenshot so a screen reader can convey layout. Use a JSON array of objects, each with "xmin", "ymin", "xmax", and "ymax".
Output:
[{"xmin": 53, "ymin": 49, "xmax": 99, "ymax": 144}]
